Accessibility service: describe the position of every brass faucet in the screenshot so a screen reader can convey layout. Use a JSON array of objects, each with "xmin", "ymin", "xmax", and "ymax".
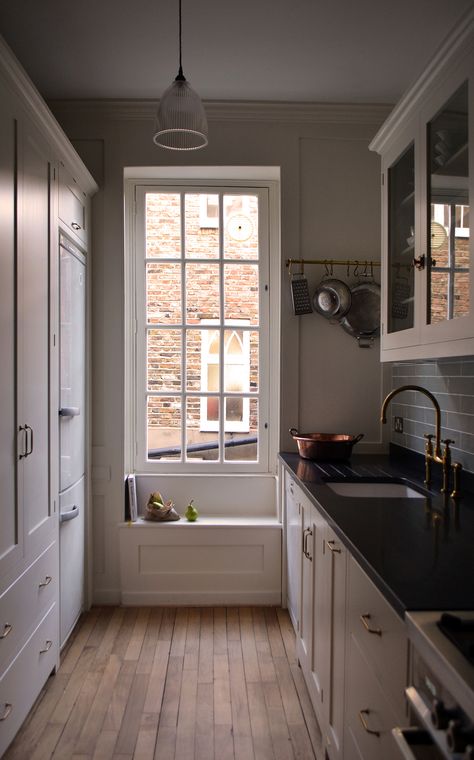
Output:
[{"xmin": 380, "ymin": 384, "xmax": 462, "ymax": 497}]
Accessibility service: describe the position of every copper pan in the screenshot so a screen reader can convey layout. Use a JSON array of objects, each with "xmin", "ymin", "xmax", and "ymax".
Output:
[{"xmin": 289, "ymin": 428, "xmax": 364, "ymax": 461}]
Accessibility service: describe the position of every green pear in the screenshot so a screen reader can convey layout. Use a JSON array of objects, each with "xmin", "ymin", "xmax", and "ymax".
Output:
[{"xmin": 185, "ymin": 499, "xmax": 199, "ymax": 522}]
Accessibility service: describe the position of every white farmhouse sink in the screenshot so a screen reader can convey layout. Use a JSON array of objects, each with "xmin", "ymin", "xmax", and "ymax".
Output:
[{"xmin": 325, "ymin": 481, "xmax": 426, "ymax": 498}]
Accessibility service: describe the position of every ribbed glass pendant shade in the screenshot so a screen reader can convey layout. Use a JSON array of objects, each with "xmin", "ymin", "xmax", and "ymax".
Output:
[{"xmin": 153, "ymin": 75, "xmax": 208, "ymax": 151}]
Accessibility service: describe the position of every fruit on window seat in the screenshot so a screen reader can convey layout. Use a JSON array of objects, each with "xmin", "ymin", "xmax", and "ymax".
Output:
[
  {"xmin": 145, "ymin": 492, "xmax": 180, "ymax": 521},
  {"xmin": 149, "ymin": 491, "xmax": 164, "ymax": 506},
  {"xmin": 185, "ymin": 500, "xmax": 199, "ymax": 522}
]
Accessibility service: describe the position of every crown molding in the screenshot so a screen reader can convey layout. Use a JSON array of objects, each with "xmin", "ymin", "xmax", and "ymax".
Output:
[
  {"xmin": 370, "ymin": 7, "xmax": 473, "ymax": 154},
  {"xmin": 48, "ymin": 98, "xmax": 392, "ymax": 127},
  {"xmin": 0, "ymin": 35, "xmax": 98, "ymax": 194}
]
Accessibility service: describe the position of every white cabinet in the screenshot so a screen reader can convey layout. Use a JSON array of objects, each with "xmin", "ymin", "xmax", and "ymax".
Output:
[
  {"xmin": 314, "ymin": 527, "xmax": 347, "ymax": 760},
  {"xmin": 0, "ymin": 32, "xmax": 97, "ymax": 756},
  {"xmin": 370, "ymin": 11, "xmax": 474, "ymax": 361},
  {"xmin": 0, "ymin": 83, "xmax": 19, "ymax": 582},
  {"xmin": 284, "ymin": 472, "xmax": 302, "ymax": 633},
  {"xmin": 298, "ymin": 491, "xmax": 314, "ymax": 674},
  {"xmin": 17, "ymin": 119, "xmax": 57, "ymax": 561},
  {"xmin": 282, "ymin": 465, "xmax": 408, "ymax": 760},
  {"xmin": 283, "ymin": 475, "xmax": 347, "ymax": 760},
  {"xmin": 0, "ymin": 82, "xmax": 56, "ymax": 587},
  {"xmin": 344, "ymin": 555, "xmax": 408, "ymax": 760}
]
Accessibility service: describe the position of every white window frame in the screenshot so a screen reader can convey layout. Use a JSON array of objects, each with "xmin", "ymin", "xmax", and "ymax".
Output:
[{"xmin": 124, "ymin": 168, "xmax": 281, "ymax": 475}]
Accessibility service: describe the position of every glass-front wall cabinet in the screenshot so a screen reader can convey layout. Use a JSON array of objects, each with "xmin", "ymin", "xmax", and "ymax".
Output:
[
  {"xmin": 372, "ymin": 15, "xmax": 473, "ymax": 360},
  {"xmin": 427, "ymin": 81, "xmax": 469, "ymax": 327}
]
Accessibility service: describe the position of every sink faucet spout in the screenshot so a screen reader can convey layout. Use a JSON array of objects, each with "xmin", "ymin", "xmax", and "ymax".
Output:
[{"xmin": 380, "ymin": 384, "xmax": 442, "ymax": 459}]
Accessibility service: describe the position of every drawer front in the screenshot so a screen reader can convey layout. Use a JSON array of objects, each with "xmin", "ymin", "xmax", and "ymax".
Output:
[
  {"xmin": 345, "ymin": 635, "xmax": 403, "ymax": 760},
  {"xmin": 347, "ymin": 556, "xmax": 407, "ymax": 716},
  {"xmin": 0, "ymin": 542, "xmax": 58, "ymax": 674},
  {"xmin": 0, "ymin": 603, "xmax": 58, "ymax": 757}
]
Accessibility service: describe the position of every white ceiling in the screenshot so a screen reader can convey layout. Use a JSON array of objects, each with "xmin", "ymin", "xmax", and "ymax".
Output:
[{"xmin": 0, "ymin": 0, "xmax": 472, "ymax": 104}]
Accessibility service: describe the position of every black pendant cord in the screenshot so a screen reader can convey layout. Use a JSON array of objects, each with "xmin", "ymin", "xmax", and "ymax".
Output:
[{"xmin": 176, "ymin": 0, "xmax": 185, "ymax": 81}]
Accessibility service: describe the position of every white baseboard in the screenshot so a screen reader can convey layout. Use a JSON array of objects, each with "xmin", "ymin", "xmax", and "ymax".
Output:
[
  {"xmin": 120, "ymin": 590, "xmax": 282, "ymax": 606},
  {"xmin": 92, "ymin": 588, "xmax": 122, "ymax": 605}
]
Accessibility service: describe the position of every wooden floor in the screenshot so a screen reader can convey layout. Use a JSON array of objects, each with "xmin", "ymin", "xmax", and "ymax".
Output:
[{"xmin": 4, "ymin": 607, "xmax": 323, "ymax": 760}]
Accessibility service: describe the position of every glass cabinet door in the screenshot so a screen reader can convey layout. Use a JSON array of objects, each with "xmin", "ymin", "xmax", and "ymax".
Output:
[
  {"xmin": 426, "ymin": 80, "xmax": 469, "ymax": 327},
  {"xmin": 387, "ymin": 143, "xmax": 416, "ymax": 335}
]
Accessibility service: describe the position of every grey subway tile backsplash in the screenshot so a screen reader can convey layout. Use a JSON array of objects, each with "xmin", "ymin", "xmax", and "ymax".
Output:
[{"xmin": 390, "ymin": 358, "xmax": 474, "ymax": 473}]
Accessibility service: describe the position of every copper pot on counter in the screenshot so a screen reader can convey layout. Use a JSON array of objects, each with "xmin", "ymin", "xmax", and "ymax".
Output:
[{"xmin": 289, "ymin": 428, "xmax": 364, "ymax": 461}]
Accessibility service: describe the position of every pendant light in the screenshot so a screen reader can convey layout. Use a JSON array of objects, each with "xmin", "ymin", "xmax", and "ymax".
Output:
[{"xmin": 153, "ymin": 0, "xmax": 208, "ymax": 150}]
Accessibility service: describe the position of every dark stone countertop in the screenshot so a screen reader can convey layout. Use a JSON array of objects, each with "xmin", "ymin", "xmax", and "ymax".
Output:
[{"xmin": 279, "ymin": 449, "xmax": 474, "ymax": 618}]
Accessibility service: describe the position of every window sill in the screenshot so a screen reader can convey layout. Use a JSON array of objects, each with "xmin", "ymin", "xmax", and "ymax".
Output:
[{"xmin": 119, "ymin": 515, "xmax": 281, "ymax": 529}]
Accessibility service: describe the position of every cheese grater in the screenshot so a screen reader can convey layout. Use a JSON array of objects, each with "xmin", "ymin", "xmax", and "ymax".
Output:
[{"xmin": 290, "ymin": 273, "xmax": 313, "ymax": 315}]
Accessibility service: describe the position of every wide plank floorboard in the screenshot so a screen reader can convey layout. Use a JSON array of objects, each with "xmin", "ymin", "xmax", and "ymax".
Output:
[{"xmin": 4, "ymin": 607, "xmax": 322, "ymax": 760}]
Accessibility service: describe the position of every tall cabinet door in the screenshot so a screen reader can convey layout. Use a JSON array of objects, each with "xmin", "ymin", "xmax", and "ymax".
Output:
[
  {"xmin": 59, "ymin": 243, "xmax": 86, "ymax": 491},
  {"xmin": 17, "ymin": 121, "xmax": 55, "ymax": 559},
  {"xmin": 0, "ymin": 92, "xmax": 21, "ymax": 581}
]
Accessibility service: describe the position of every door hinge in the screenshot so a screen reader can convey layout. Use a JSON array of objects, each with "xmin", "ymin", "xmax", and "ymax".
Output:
[{"xmin": 381, "ymin": 173, "xmax": 385, "ymax": 186}]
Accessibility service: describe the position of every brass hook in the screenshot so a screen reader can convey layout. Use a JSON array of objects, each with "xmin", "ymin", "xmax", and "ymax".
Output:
[{"xmin": 354, "ymin": 261, "xmax": 359, "ymax": 277}]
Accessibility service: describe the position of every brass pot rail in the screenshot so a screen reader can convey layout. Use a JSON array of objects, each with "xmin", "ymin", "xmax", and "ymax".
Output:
[{"xmin": 286, "ymin": 257, "xmax": 381, "ymax": 273}]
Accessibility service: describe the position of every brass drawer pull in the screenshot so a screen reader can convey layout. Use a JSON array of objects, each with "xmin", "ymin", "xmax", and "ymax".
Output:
[
  {"xmin": 326, "ymin": 540, "xmax": 341, "ymax": 553},
  {"xmin": 359, "ymin": 709, "xmax": 380, "ymax": 737},
  {"xmin": 39, "ymin": 640, "xmax": 53, "ymax": 654},
  {"xmin": 0, "ymin": 623, "xmax": 13, "ymax": 639},
  {"xmin": 360, "ymin": 613, "xmax": 382, "ymax": 636},
  {"xmin": 38, "ymin": 575, "xmax": 52, "ymax": 588},
  {"xmin": 0, "ymin": 703, "xmax": 13, "ymax": 721},
  {"xmin": 303, "ymin": 527, "xmax": 313, "ymax": 561}
]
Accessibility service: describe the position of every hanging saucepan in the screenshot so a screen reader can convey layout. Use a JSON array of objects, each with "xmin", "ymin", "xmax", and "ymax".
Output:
[
  {"xmin": 312, "ymin": 278, "xmax": 352, "ymax": 321},
  {"xmin": 340, "ymin": 280, "xmax": 381, "ymax": 345}
]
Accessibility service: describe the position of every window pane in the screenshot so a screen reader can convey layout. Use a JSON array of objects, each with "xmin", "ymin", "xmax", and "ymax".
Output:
[
  {"xmin": 249, "ymin": 331, "xmax": 259, "ymax": 393},
  {"xmin": 186, "ymin": 329, "xmax": 202, "ymax": 391},
  {"xmin": 387, "ymin": 144, "xmax": 415, "ymax": 334},
  {"xmin": 224, "ymin": 264, "xmax": 259, "ymax": 324},
  {"xmin": 186, "ymin": 263, "xmax": 220, "ymax": 322},
  {"xmin": 454, "ymin": 272, "xmax": 470, "ymax": 318},
  {"xmin": 147, "ymin": 396, "xmax": 181, "ymax": 460},
  {"xmin": 146, "ymin": 193, "xmax": 181, "ymax": 259},
  {"xmin": 224, "ymin": 194, "xmax": 259, "ymax": 260},
  {"xmin": 147, "ymin": 330, "xmax": 181, "ymax": 392},
  {"xmin": 147, "ymin": 262, "xmax": 181, "ymax": 324},
  {"xmin": 186, "ymin": 396, "xmax": 219, "ymax": 461},
  {"xmin": 224, "ymin": 398, "xmax": 258, "ymax": 462},
  {"xmin": 429, "ymin": 272, "xmax": 448, "ymax": 323},
  {"xmin": 185, "ymin": 194, "xmax": 219, "ymax": 258},
  {"xmin": 427, "ymin": 80, "xmax": 469, "ymax": 324}
]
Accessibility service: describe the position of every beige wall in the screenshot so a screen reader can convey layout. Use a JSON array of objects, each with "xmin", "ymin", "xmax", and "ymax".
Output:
[{"xmin": 51, "ymin": 101, "xmax": 390, "ymax": 602}]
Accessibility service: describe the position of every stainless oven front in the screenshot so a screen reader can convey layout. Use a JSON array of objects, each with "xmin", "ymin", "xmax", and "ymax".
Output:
[{"xmin": 393, "ymin": 611, "xmax": 474, "ymax": 760}]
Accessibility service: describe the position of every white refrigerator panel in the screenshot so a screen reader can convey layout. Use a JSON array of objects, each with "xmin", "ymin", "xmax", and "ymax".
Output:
[
  {"xmin": 59, "ymin": 242, "xmax": 85, "ymax": 491},
  {"xmin": 60, "ymin": 476, "xmax": 85, "ymax": 646}
]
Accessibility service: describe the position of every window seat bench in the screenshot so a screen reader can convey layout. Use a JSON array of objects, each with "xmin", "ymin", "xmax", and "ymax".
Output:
[{"xmin": 118, "ymin": 517, "xmax": 282, "ymax": 606}]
